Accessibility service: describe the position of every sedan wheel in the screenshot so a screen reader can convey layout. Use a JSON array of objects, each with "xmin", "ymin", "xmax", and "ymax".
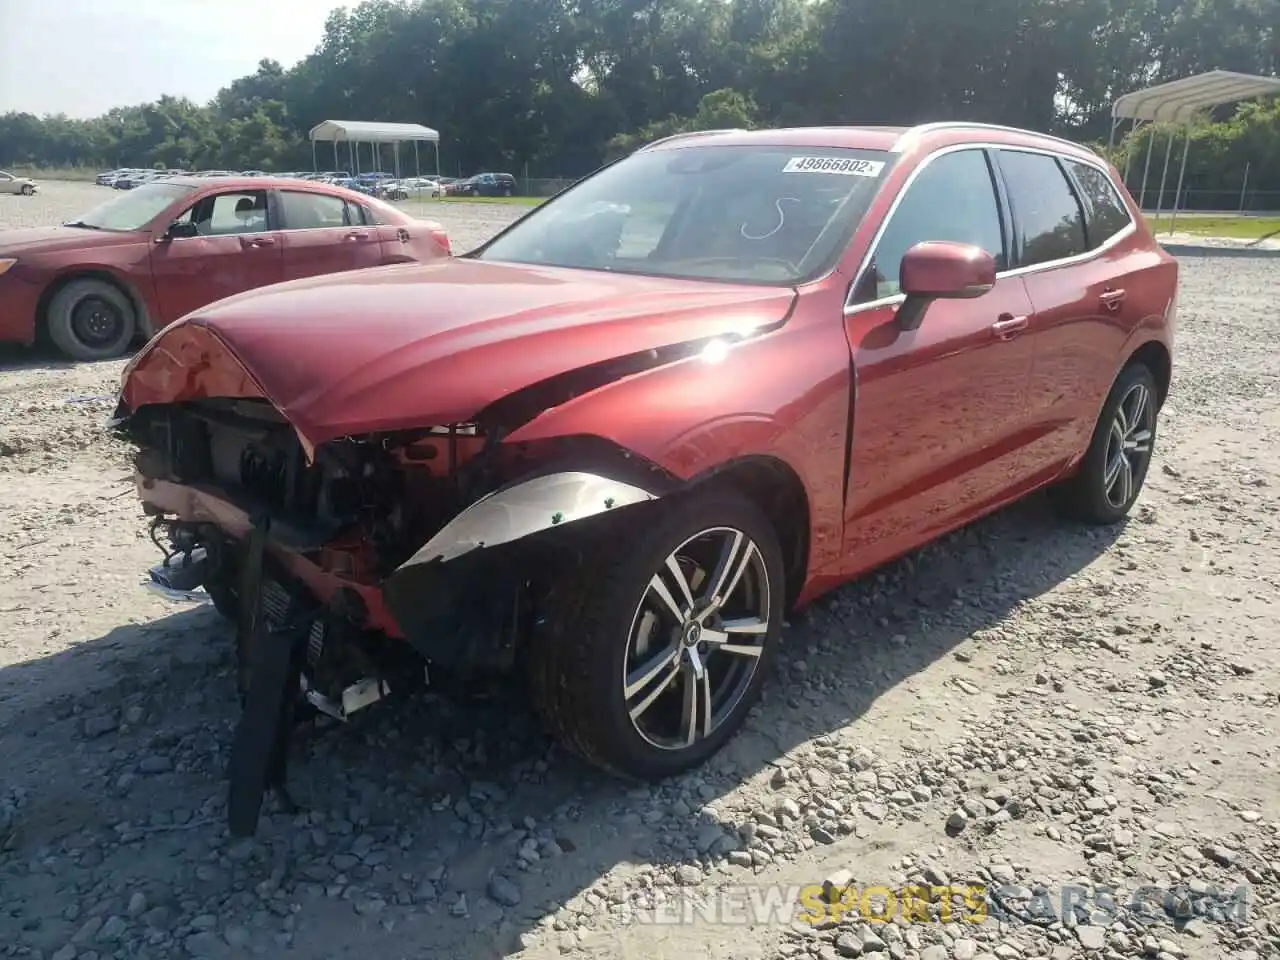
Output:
[
  {"xmin": 21, "ymin": 184, "xmax": 34, "ymax": 196},
  {"xmin": 530, "ymin": 487, "xmax": 784, "ymax": 781},
  {"xmin": 44, "ymin": 278, "xmax": 138, "ymax": 361},
  {"xmin": 1052, "ymin": 362, "xmax": 1160, "ymax": 524}
]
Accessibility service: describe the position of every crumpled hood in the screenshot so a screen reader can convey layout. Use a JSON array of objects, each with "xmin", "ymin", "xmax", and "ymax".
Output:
[
  {"xmin": 123, "ymin": 257, "xmax": 796, "ymax": 452},
  {"xmin": 0, "ymin": 226, "xmax": 136, "ymax": 258}
]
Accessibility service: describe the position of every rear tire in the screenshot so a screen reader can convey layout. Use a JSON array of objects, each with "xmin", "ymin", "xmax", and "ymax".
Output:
[
  {"xmin": 1051, "ymin": 363, "xmax": 1159, "ymax": 524},
  {"xmin": 529, "ymin": 487, "xmax": 785, "ymax": 782},
  {"xmin": 45, "ymin": 278, "xmax": 137, "ymax": 361}
]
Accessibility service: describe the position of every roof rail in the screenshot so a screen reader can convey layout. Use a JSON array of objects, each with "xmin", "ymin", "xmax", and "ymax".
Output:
[
  {"xmin": 900, "ymin": 122, "xmax": 1098, "ymax": 155},
  {"xmin": 639, "ymin": 128, "xmax": 748, "ymax": 151}
]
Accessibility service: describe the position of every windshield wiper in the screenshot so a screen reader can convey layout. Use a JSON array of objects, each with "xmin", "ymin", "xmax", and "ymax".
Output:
[{"xmin": 63, "ymin": 220, "xmax": 103, "ymax": 230}]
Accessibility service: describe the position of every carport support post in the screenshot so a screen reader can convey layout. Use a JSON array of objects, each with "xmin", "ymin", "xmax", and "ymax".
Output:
[
  {"xmin": 1137, "ymin": 132, "xmax": 1155, "ymax": 212},
  {"xmin": 413, "ymin": 140, "xmax": 420, "ymax": 178},
  {"xmin": 332, "ymin": 140, "xmax": 338, "ymax": 172},
  {"xmin": 1153, "ymin": 130, "xmax": 1175, "ymax": 227},
  {"xmin": 433, "ymin": 140, "xmax": 441, "ymax": 179},
  {"xmin": 311, "ymin": 138, "xmax": 317, "ymax": 173},
  {"xmin": 1168, "ymin": 128, "xmax": 1192, "ymax": 235}
]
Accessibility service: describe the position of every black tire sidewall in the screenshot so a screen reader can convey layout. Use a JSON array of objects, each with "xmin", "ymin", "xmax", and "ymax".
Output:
[
  {"xmin": 1066, "ymin": 363, "xmax": 1159, "ymax": 523},
  {"xmin": 45, "ymin": 278, "xmax": 137, "ymax": 361},
  {"xmin": 548, "ymin": 487, "xmax": 786, "ymax": 781}
]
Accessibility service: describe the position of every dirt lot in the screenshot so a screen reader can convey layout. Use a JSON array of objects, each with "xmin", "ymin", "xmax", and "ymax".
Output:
[{"xmin": 2, "ymin": 182, "xmax": 1278, "ymax": 960}]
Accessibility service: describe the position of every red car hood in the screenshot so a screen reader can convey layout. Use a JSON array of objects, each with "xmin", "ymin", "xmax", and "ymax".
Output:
[
  {"xmin": 0, "ymin": 225, "xmax": 138, "ymax": 257},
  {"xmin": 123, "ymin": 258, "xmax": 796, "ymax": 454}
]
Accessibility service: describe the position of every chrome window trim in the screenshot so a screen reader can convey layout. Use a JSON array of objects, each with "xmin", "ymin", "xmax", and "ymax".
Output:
[{"xmin": 843, "ymin": 141, "xmax": 1137, "ymax": 317}]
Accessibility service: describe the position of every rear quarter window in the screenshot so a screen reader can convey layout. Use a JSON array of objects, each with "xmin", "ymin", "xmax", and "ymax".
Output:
[{"xmin": 1064, "ymin": 160, "xmax": 1134, "ymax": 248}]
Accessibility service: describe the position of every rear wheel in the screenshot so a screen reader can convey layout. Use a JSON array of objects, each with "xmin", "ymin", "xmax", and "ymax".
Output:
[
  {"xmin": 1052, "ymin": 362, "xmax": 1159, "ymax": 524},
  {"xmin": 530, "ymin": 487, "xmax": 784, "ymax": 781},
  {"xmin": 45, "ymin": 278, "xmax": 137, "ymax": 361}
]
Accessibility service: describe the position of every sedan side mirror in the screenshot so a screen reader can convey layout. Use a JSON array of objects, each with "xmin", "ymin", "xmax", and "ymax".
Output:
[
  {"xmin": 161, "ymin": 220, "xmax": 199, "ymax": 241},
  {"xmin": 895, "ymin": 241, "xmax": 996, "ymax": 332}
]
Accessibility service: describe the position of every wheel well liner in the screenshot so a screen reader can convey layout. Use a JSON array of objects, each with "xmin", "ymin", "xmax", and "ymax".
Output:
[
  {"xmin": 37, "ymin": 269, "xmax": 153, "ymax": 343},
  {"xmin": 1124, "ymin": 340, "xmax": 1171, "ymax": 407},
  {"xmin": 689, "ymin": 455, "xmax": 811, "ymax": 611}
]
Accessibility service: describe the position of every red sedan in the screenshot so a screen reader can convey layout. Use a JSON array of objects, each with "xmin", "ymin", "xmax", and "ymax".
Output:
[
  {"xmin": 115, "ymin": 122, "xmax": 1176, "ymax": 836},
  {"xmin": 0, "ymin": 176, "xmax": 450, "ymax": 360}
]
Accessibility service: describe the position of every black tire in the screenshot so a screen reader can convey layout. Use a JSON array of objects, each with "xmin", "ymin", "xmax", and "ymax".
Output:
[
  {"xmin": 502, "ymin": 187, "xmax": 513, "ymax": 197},
  {"xmin": 529, "ymin": 486, "xmax": 785, "ymax": 782},
  {"xmin": 20, "ymin": 184, "xmax": 34, "ymax": 196},
  {"xmin": 1052, "ymin": 362, "xmax": 1159, "ymax": 524},
  {"xmin": 44, "ymin": 278, "xmax": 137, "ymax": 361}
]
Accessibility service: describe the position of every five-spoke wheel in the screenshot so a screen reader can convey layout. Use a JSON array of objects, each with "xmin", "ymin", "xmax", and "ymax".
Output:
[{"xmin": 530, "ymin": 487, "xmax": 784, "ymax": 781}]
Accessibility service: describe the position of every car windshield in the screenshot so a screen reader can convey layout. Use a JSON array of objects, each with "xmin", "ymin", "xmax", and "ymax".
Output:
[
  {"xmin": 473, "ymin": 145, "xmax": 894, "ymax": 284},
  {"xmin": 67, "ymin": 181, "xmax": 196, "ymax": 232}
]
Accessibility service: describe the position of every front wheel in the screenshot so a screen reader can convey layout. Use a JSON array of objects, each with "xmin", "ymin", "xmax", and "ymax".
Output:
[
  {"xmin": 44, "ymin": 277, "xmax": 137, "ymax": 361},
  {"xmin": 21, "ymin": 184, "xmax": 34, "ymax": 196},
  {"xmin": 1051, "ymin": 362, "xmax": 1159, "ymax": 524},
  {"xmin": 530, "ymin": 487, "xmax": 784, "ymax": 781}
]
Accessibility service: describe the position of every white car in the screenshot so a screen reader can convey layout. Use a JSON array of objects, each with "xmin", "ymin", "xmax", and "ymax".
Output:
[
  {"xmin": 381, "ymin": 177, "xmax": 442, "ymax": 200},
  {"xmin": 0, "ymin": 171, "xmax": 39, "ymax": 196}
]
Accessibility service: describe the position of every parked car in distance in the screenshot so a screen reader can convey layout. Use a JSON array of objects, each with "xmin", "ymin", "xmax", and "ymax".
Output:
[
  {"xmin": 0, "ymin": 171, "xmax": 39, "ymax": 196},
  {"xmin": 379, "ymin": 177, "xmax": 442, "ymax": 200},
  {"xmin": 0, "ymin": 176, "xmax": 451, "ymax": 361},
  {"xmin": 114, "ymin": 122, "xmax": 1177, "ymax": 836},
  {"xmin": 447, "ymin": 172, "xmax": 517, "ymax": 197}
]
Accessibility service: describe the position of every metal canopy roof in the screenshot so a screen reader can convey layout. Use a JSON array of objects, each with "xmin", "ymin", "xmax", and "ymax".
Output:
[
  {"xmin": 309, "ymin": 120, "xmax": 440, "ymax": 143},
  {"xmin": 1112, "ymin": 70, "xmax": 1280, "ymax": 123}
]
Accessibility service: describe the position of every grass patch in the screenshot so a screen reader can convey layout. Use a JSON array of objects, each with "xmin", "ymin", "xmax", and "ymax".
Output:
[
  {"xmin": 436, "ymin": 195, "xmax": 544, "ymax": 207},
  {"xmin": 8, "ymin": 166, "xmax": 100, "ymax": 182},
  {"xmin": 1145, "ymin": 214, "xmax": 1280, "ymax": 241}
]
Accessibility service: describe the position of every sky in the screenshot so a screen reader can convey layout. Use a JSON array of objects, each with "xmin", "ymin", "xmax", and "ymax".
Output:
[{"xmin": 0, "ymin": 0, "xmax": 348, "ymax": 119}]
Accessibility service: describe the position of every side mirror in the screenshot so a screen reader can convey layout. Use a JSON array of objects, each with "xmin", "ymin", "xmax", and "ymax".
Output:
[
  {"xmin": 161, "ymin": 220, "xmax": 199, "ymax": 241},
  {"xmin": 895, "ymin": 241, "xmax": 996, "ymax": 331}
]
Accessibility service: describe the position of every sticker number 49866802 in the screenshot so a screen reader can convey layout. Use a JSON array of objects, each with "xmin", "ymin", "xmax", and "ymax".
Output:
[{"xmin": 783, "ymin": 156, "xmax": 885, "ymax": 177}]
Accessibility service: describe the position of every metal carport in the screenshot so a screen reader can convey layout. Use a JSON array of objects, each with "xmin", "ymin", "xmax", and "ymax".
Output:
[
  {"xmin": 308, "ymin": 120, "xmax": 441, "ymax": 180},
  {"xmin": 1108, "ymin": 70, "xmax": 1280, "ymax": 231}
]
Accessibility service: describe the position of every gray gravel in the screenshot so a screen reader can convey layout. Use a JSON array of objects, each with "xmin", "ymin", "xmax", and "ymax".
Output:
[{"xmin": 1, "ymin": 182, "xmax": 1278, "ymax": 960}]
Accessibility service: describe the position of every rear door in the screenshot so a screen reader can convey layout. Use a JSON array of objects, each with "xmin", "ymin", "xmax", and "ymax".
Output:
[
  {"xmin": 276, "ymin": 190, "xmax": 385, "ymax": 281},
  {"xmin": 994, "ymin": 149, "xmax": 1144, "ymax": 476},
  {"xmin": 150, "ymin": 188, "xmax": 282, "ymax": 322}
]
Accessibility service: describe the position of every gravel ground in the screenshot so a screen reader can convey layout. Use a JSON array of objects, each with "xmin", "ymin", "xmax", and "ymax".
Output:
[{"xmin": 2, "ymin": 182, "xmax": 1279, "ymax": 960}]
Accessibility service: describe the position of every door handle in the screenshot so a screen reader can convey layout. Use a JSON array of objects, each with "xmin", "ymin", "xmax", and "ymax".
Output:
[
  {"xmin": 1100, "ymin": 287, "xmax": 1126, "ymax": 311},
  {"xmin": 343, "ymin": 231, "xmax": 370, "ymax": 241},
  {"xmin": 991, "ymin": 314, "xmax": 1029, "ymax": 340},
  {"xmin": 241, "ymin": 236, "xmax": 275, "ymax": 248}
]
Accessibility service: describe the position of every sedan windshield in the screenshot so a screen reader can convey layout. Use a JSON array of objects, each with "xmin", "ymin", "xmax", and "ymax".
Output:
[
  {"xmin": 474, "ymin": 145, "xmax": 894, "ymax": 284},
  {"xmin": 67, "ymin": 182, "xmax": 196, "ymax": 232}
]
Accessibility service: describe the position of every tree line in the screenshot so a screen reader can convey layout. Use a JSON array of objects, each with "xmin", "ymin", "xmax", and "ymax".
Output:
[{"xmin": 1, "ymin": 0, "xmax": 1278, "ymax": 206}]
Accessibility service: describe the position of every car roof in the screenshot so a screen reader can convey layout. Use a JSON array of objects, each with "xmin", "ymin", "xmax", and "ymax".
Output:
[{"xmin": 642, "ymin": 122, "xmax": 1101, "ymax": 163}]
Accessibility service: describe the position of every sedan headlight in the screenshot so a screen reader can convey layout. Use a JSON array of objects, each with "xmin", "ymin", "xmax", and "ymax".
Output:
[{"xmin": 0, "ymin": 258, "xmax": 17, "ymax": 277}]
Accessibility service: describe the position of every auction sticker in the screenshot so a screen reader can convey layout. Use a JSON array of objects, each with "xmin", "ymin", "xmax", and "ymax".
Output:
[{"xmin": 783, "ymin": 156, "xmax": 885, "ymax": 177}]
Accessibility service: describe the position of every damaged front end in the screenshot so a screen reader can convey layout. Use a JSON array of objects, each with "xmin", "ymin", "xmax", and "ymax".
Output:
[{"xmin": 117, "ymin": 392, "xmax": 671, "ymax": 836}]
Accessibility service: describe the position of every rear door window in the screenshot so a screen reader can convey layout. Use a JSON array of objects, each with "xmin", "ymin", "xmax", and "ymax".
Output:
[
  {"xmin": 280, "ymin": 191, "xmax": 357, "ymax": 229},
  {"xmin": 1063, "ymin": 160, "xmax": 1134, "ymax": 249},
  {"xmin": 995, "ymin": 150, "xmax": 1087, "ymax": 267}
]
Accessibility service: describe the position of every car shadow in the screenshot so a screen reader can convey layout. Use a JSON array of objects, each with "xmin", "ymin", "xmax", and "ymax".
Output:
[{"xmin": 0, "ymin": 492, "xmax": 1128, "ymax": 959}]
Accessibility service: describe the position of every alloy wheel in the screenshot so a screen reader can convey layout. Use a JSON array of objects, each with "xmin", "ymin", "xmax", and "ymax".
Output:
[
  {"xmin": 1102, "ymin": 380, "xmax": 1154, "ymax": 509},
  {"xmin": 622, "ymin": 526, "xmax": 770, "ymax": 751}
]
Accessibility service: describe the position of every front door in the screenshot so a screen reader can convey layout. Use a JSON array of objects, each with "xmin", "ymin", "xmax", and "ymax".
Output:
[
  {"xmin": 841, "ymin": 147, "xmax": 1037, "ymax": 573},
  {"xmin": 277, "ymin": 190, "xmax": 385, "ymax": 281},
  {"xmin": 150, "ymin": 189, "xmax": 283, "ymax": 323}
]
